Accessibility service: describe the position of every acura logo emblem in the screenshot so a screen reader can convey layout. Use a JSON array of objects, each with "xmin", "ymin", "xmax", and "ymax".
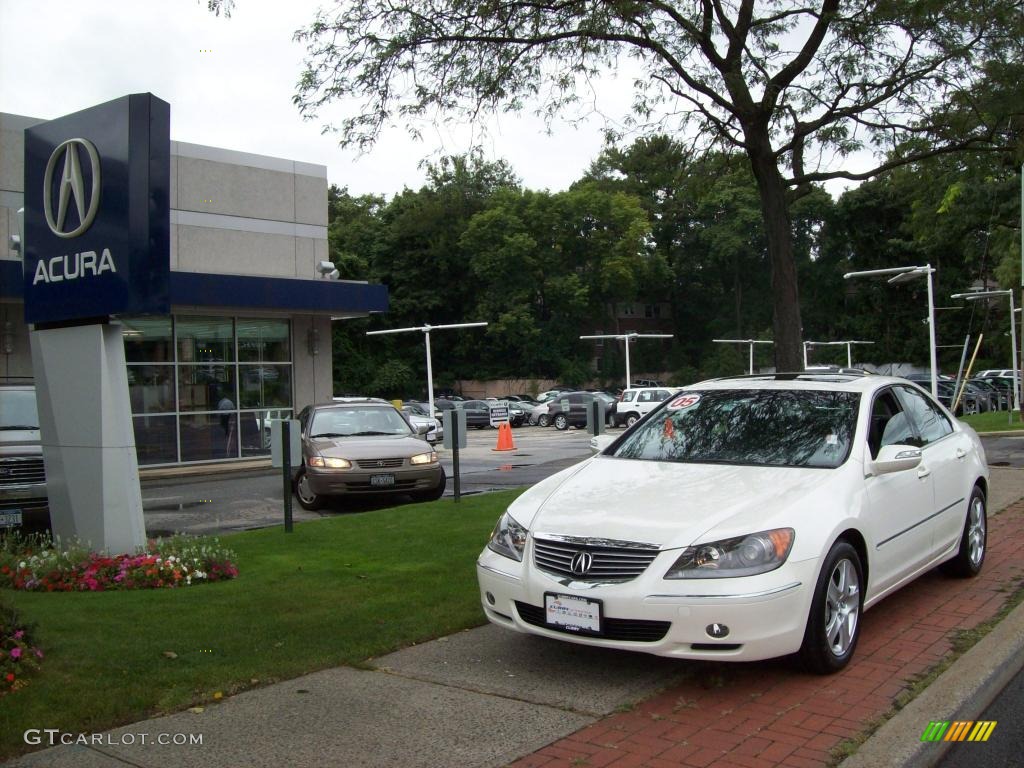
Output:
[
  {"xmin": 43, "ymin": 138, "xmax": 101, "ymax": 238},
  {"xmin": 570, "ymin": 551, "xmax": 594, "ymax": 576}
]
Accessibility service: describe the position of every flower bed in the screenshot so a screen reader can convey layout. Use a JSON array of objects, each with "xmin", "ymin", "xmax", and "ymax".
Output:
[
  {"xmin": 0, "ymin": 533, "xmax": 238, "ymax": 592},
  {"xmin": 1, "ymin": 601, "xmax": 43, "ymax": 695}
]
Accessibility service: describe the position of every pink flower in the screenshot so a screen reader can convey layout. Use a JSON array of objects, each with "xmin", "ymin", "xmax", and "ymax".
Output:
[
  {"xmin": 33, "ymin": 648, "xmax": 43, "ymax": 659},
  {"xmin": 10, "ymin": 647, "xmax": 22, "ymax": 660},
  {"xmin": 13, "ymin": 630, "xmax": 24, "ymax": 640}
]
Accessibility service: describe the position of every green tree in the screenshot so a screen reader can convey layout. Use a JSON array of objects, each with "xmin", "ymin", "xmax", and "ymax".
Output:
[{"xmin": 205, "ymin": 0, "xmax": 1021, "ymax": 371}]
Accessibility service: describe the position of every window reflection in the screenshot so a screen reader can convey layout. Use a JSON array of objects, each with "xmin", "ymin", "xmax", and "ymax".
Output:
[
  {"xmin": 180, "ymin": 413, "xmax": 239, "ymax": 462},
  {"xmin": 238, "ymin": 319, "xmax": 290, "ymax": 362},
  {"xmin": 121, "ymin": 317, "xmax": 172, "ymax": 363},
  {"xmin": 613, "ymin": 390, "xmax": 860, "ymax": 468},
  {"xmin": 177, "ymin": 317, "xmax": 235, "ymax": 363}
]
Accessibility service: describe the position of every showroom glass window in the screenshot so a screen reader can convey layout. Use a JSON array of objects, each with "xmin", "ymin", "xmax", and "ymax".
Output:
[{"xmin": 121, "ymin": 316, "xmax": 292, "ymax": 465}]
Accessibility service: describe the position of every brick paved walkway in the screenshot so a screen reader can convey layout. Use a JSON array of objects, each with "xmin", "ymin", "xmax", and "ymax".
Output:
[{"xmin": 509, "ymin": 500, "xmax": 1024, "ymax": 768}]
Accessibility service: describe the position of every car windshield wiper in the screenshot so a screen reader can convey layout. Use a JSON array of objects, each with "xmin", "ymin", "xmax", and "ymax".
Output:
[
  {"xmin": 0, "ymin": 425, "xmax": 39, "ymax": 430},
  {"xmin": 310, "ymin": 432, "xmax": 350, "ymax": 438},
  {"xmin": 347, "ymin": 430, "xmax": 393, "ymax": 436}
]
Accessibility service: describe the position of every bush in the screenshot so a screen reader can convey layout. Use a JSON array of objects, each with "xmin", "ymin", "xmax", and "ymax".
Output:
[
  {"xmin": 0, "ymin": 532, "xmax": 238, "ymax": 592},
  {"xmin": 0, "ymin": 600, "xmax": 43, "ymax": 695}
]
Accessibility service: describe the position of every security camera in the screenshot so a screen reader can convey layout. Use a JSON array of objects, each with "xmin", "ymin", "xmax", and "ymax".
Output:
[
  {"xmin": 317, "ymin": 260, "xmax": 337, "ymax": 276},
  {"xmin": 329, "ymin": 269, "xmax": 340, "ymax": 280}
]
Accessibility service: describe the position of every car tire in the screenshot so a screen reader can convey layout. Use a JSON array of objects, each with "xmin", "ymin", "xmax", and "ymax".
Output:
[
  {"xmin": 294, "ymin": 467, "xmax": 325, "ymax": 511},
  {"xmin": 413, "ymin": 468, "xmax": 446, "ymax": 502},
  {"xmin": 625, "ymin": 413, "xmax": 640, "ymax": 427},
  {"xmin": 538, "ymin": 414, "xmax": 551, "ymax": 428},
  {"xmin": 940, "ymin": 485, "xmax": 986, "ymax": 578},
  {"xmin": 553, "ymin": 414, "xmax": 569, "ymax": 430},
  {"xmin": 799, "ymin": 540, "xmax": 863, "ymax": 674}
]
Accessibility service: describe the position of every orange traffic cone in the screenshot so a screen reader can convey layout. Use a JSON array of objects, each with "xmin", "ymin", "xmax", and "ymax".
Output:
[{"xmin": 493, "ymin": 421, "xmax": 516, "ymax": 452}]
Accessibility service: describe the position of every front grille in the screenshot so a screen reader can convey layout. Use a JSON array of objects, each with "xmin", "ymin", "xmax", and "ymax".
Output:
[
  {"xmin": 533, "ymin": 538, "xmax": 659, "ymax": 582},
  {"xmin": 515, "ymin": 601, "xmax": 670, "ymax": 643},
  {"xmin": 0, "ymin": 458, "xmax": 46, "ymax": 486},
  {"xmin": 0, "ymin": 498, "xmax": 48, "ymax": 512},
  {"xmin": 355, "ymin": 458, "xmax": 405, "ymax": 469}
]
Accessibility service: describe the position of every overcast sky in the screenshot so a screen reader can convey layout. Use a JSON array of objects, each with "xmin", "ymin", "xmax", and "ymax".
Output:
[{"xmin": 0, "ymin": 0, "xmax": 644, "ymax": 198}]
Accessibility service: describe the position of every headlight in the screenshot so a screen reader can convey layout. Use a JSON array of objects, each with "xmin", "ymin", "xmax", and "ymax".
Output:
[
  {"xmin": 664, "ymin": 528, "xmax": 794, "ymax": 579},
  {"xmin": 410, "ymin": 451, "xmax": 438, "ymax": 465},
  {"xmin": 308, "ymin": 456, "xmax": 352, "ymax": 469},
  {"xmin": 487, "ymin": 511, "xmax": 528, "ymax": 561}
]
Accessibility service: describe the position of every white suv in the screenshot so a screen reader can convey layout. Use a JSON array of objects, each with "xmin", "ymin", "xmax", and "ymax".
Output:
[{"xmin": 613, "ymin": 386, "xmax": 681, "ymax": 427}]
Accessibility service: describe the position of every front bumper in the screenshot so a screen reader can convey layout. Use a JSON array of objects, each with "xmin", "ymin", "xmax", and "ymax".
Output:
[
  {"xmin": 306, "ymin": 464, "xmax": 442, "ymax": 496},
  {"xmin": 476, "ymin": 546, "xmax": 818, "ymax": 662}
]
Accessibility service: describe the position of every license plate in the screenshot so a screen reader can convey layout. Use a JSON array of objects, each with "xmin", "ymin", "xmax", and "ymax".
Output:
[
  {"xmin": 370, "ymin": 474, "xmax": 395, "ymax": 487},
  {"xmin": 545, "ymin": 593, "xmax": 602, "ymax": 634},
  {"xmin": 0, "ymin": 511, "xmax": 23, "ymax": 528}
]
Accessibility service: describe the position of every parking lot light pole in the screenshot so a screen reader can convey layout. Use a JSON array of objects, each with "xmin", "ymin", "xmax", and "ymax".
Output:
[
  {"xmin": 366, "ymin": 322, "xmax": 488, "ymax": 417},
  {"xmin": 844, "ymin": 265, "xmax": 938, "ymax": 399},
  {"xmin": 579, "ymin": 333, "xmax": 674, "ymax": 388},
  {"xmin": 712, "ymin": 339, "xmax": 774, "ymax": 375},
  {"xmin": 803, "ymin": 340, "xmax": 875, "ymax": 368},
  {"xmin": 951, "ymin": 290, "xmax": 1020, "ymax": 412}
]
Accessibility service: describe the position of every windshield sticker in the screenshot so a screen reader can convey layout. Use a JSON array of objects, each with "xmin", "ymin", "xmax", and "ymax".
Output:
[
  {"xmin": 667, "ymin": 393, "xmax": 702, "ymax": 410},
  {"xmin": 663, "ymin": 418, "xmax": 675, "ymax": 439},
  {"xmin": 825, "ymin": 434, "xmax": 838, "ymax": 446}
]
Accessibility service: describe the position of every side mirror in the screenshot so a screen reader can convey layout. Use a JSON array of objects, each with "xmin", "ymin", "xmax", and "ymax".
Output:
[
  {"xmin": 590, "ymin": 434, "xmax": 615, "ymax": 454},
  {"xmin": 871, "ymin": 444, "xmax": 922, "ymax": 475},
  {"xmin": 416, "ymin": 423, "xmax": 431, "ymax": 435}
]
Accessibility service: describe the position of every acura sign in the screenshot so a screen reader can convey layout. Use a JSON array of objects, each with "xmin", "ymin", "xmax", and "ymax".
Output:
[
  {"xmin": 43, "ymin": 138, "xmax": 102, "ymax": 238},
  {"xmin": 23, "ymin": 94, "xmax": 170, "ymax": 325}
]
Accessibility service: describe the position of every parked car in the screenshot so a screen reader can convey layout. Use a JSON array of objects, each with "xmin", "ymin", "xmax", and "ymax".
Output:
[
  {"xmin": 507, "ymin": 401, "xmax": 529, "ymax": 427},
  {"xmin": 0, "ymin": 382, "xmax": 49, "ymax": 530},
  {"xmin": 529, "ymin": 401, "xmax": 553, "ymax": 427},
  {"xmin": 613, "ymin": 386, "xmax": 682, "ymax": 427},
  {"xmin": 293, "ymin": 398, "xmax": 445, "ymax": 510},
  {"xmin": 458, "ymin": 400, "xmax": 498, "ymax": 428},
  {"xmin": 477, "ymin": 373, "xmax": 988, "ymax": 673},
  {"xmin": 401, "ymin": 402, "xmax": 443, "ymax": 444},
  {"xmin": 976, "ymin": 369, "xmax": 1021, "ymax": 379},
  {"xmin": 545, "ymin": 391, "xmax": 617, "ymax": 430}
]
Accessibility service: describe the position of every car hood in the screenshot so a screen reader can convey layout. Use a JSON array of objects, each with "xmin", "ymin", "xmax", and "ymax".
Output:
[
  {"xmin": 309, "ymin": 434, "xmax": 430, "ymax": 459},
  {"xmin": 516, "ymin": 455, "xmax": 849, "ymax": 551}
]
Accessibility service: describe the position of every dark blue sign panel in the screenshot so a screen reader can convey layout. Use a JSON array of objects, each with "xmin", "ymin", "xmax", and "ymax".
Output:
[{"xmin": 23, "ymin": 94, "xmax": 170, "ymax": 325}]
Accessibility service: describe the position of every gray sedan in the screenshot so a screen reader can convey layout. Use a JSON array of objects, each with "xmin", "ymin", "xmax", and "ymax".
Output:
[{"xmin": 293, "ymin": 399, "xmax": 445, "ymax": 510}]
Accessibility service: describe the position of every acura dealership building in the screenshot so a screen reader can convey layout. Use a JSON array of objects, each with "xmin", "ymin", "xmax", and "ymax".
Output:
[{"xmin": 0, "ymin": 107, "xmax": 388, "ymax": 468}]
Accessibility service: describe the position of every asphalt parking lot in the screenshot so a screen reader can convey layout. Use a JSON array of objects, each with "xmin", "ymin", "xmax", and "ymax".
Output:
[{"xmin": 140, "ymin": 425, "xmax": 607, "ymax": 536}]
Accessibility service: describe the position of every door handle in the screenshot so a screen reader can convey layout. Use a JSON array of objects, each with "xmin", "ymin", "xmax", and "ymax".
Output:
[
  {"xmin": 917, "ymin": 466, "xmax": 932, "ymax": 479},
  {"xmin": 955, "ymin": 448, "xmax": 967, "ymax": 460}
]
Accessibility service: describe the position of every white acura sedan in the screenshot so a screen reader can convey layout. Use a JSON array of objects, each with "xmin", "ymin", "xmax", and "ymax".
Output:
[{"xmin": 476, "ymin": 373, "xmax": 988, "ymax": 673}]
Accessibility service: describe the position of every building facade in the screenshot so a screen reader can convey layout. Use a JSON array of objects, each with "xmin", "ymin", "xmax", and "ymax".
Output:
[{"xmin": 0, "ymin": 111, "xmax": 387, "ymax": 466}]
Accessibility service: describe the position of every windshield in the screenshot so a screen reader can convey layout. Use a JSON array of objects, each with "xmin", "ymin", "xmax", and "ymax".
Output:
[
  {"xmin": 611, "ymin": 389, "xmax": 860, "ymax": 469},
  {"xmin": 0, "ymin": 390, "xmax": 40, "ymax": 430},
  {"xmin": 310, "ymin": 406, "xmax": 413, "ymax": 437}
]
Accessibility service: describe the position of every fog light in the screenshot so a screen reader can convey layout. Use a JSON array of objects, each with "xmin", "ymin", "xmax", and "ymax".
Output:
[
  {"xmin": 706, "ymin": 623, "xmax": 730, "ymax": 639},
  {"xmin": 486, "ymin": 592, "xmax": 496, "ymax": 606}
]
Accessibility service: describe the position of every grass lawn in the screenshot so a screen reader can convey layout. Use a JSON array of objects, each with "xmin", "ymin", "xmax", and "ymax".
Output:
[
  {"xmin": 0, "ymin": 490, "xmax": 521, "ymax": 758},
  {"xmin": 959, "ymin": 410, "xmax": 1024, "ymax": 433}
]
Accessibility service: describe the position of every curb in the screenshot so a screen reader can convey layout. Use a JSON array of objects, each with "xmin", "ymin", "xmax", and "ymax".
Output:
[{"xmin": 838, "ymin": 596, "xmax": 1024, "ymax": 768}]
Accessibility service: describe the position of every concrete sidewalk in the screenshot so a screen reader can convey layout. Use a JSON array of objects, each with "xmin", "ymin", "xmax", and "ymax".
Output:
[{"xmin": 8, "ymin": 467, "xmax": 1024, "ymax": 768}]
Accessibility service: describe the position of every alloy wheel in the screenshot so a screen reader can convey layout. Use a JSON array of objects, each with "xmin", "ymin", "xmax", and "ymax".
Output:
[{"xmin": 824, "ymin": 558, "xmax": 860, "ymax": 657}]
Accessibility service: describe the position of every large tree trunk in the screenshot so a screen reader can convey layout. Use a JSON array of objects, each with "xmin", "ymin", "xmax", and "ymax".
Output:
[{"xmin": 746, "ymin": 137, "xmax": 804, "ymax": 372}]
